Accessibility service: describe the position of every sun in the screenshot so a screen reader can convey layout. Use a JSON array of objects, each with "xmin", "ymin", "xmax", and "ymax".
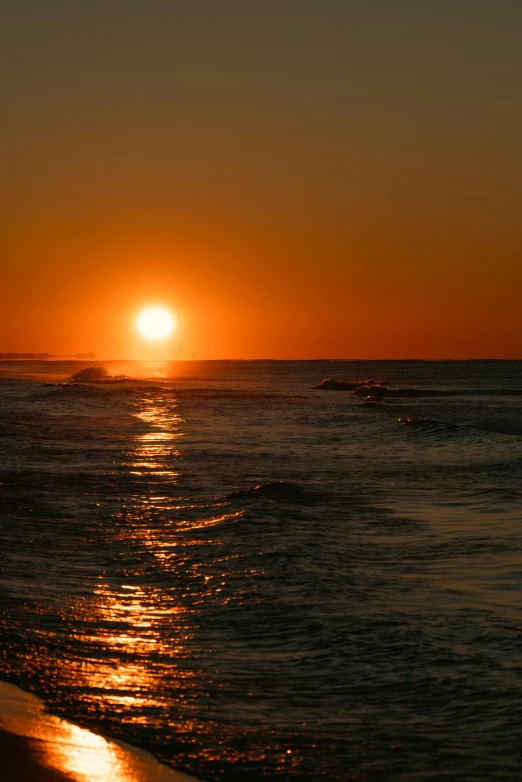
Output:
[{"xmin": 136, "ymin": 306, "xmax": 175, "ymax": 340}]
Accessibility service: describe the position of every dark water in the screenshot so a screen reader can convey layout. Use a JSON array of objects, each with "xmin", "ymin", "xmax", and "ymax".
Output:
[{"xmin": 1, "ymin": 360, "xmax": 522, "ymax": 781}]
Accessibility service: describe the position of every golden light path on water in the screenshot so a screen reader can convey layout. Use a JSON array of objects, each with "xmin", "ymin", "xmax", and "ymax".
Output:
[
  {"xmin": 61, "ymin": 392, "xmax": 198, "ymax": 724},
  {"xmin": 42, "ymin": 383, "xmax": 253, "ymax": 773},
  {"xmin": 2, "ymin": 370, "xmax": 285, "ymax": 777}
]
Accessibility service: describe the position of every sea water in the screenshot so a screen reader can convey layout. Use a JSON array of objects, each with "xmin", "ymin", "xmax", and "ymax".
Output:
[{"xmin": 1, "ymin": 360, "xmax": 522, "ymax": 781}]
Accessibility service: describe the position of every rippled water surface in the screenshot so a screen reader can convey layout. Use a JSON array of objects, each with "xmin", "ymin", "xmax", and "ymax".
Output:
[{"xmin": 1, "ymin": 360, "xmax": 522, "ymax": 781}]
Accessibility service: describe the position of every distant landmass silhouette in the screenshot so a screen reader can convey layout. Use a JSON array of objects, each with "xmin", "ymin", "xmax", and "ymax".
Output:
[{"xmin": 0, "ymin": 352, "xmax": 95, "ymax": 360}]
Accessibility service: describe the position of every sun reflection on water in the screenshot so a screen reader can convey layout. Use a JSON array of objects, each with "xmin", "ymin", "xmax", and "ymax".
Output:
[{"xmin": 3, "ymin": 385, "xmax": 264, "ymax": 777}]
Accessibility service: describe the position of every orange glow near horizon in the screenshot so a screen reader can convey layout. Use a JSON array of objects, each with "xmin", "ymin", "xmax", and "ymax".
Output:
[
  {"xmin": 2, "ymin": 234, "xmax": 521, "ymax": 361},
  {"xmin": 1, "ymin": 4, "xmax": 521, "ymax": 360}
]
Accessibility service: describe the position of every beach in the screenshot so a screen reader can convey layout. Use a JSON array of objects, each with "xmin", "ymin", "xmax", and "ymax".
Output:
[{"xmin": 0, "ymin": 680, "xmax": 197, "ymax": 782}]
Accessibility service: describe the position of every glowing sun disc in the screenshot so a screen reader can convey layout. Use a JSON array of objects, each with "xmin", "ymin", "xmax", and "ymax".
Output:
[{"xmin": 137, "ymin": 306, "xmax": 175, "ymax": 340}]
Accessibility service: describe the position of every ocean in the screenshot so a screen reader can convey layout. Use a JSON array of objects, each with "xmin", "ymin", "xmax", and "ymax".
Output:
[{"xmin": 1, "ymin": 359, "xmax": 522, "ymax": 781}]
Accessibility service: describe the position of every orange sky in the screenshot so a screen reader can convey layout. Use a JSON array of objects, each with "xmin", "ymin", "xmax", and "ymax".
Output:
[{"xmin": 1, "ymin": 2, "xmax": 521, "ymax": 359}]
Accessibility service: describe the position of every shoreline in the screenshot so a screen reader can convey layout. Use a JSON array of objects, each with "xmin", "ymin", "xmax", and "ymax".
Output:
[{"xmin": 0, "ymin": 680, "xmax": 199, "ymax": 782}]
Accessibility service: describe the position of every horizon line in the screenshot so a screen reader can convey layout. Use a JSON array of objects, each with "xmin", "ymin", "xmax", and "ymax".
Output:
[{"xmin": 1, "ymin": 356, "xmax": 521, "ymax": 363}]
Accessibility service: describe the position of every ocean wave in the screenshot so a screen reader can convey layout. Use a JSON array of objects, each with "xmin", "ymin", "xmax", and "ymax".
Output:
[
  {"xmin": 470, "ymin": 486, "xmax": 522, "ymax": 505},
  {"xmin": 470, "ymin": 420, "xmax": 522, "ymax": 437},
  {"xmin": 224, "ymin": 481, "xmax": 325, "ymax": 502},
  {"xmin": 317, "ymin": 377, "xmax": 522, "ymax": 399},
  {"xmin": 42, "ymin": 383, "xmax": 111, "ymax": 397},
  {"xmin": 397, "ymin": 416, "xmax": 522, "ymax": 439},
  {"xmin": 397, "ymin": 416, "xmax": 457, "ymax": 429},
  {"xmin": 42, "ymin": 381, "xmax": 167, "ymax": 396},
  {"xmin": 69, "ymin": 365, "xmax": 131, "ymax": 383},
  {"xmin": 313, "ymin": 377, "xmax": 389, "ymax": 390},
  {"xmin": 313, "ymin": 378, "xmax": 359, "ymax": 390},
  {"xmin": 458, "ymin": 388, "xmax": 522, "ymax": 396},
  {"xmin": 354, "ymin": 385, "xmax": 444, "ymax": 398}
]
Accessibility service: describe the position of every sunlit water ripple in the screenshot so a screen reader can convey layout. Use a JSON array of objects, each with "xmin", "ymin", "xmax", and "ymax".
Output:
[{"xmin": 1, "ymin": 360, "xmax": 522, "ymax": 781}]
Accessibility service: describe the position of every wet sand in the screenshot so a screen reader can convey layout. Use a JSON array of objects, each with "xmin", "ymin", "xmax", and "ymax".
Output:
[{"xmin": 0, "ymin": 680, "xmax": 198, "ymax": 782}]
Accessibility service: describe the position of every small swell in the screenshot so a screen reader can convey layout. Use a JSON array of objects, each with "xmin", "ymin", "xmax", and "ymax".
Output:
[
  {"xmin": 43, "ymin": 381, "xmax": 166, "ymax": 396},
  {"xmin": 224, "ymin": 481, "xmax": 323, "ymax": 502},
  {"xmin": 313, "ymin": 378, "xmax": 389, "ymax": 391},
  {"xmin": 458, "ymin": 388, "xmax": 522, "ymax": 397},
  {"xmin": 397, "ymin": 417, "xmax": 457, "ymax": 432},
  {"xmin": 314, "ymin": 378, "xmax": 444, "ymax": 398},
  {"xmin": 354, "ymin": 385, "xmax": 443, "ymax": 399},
  {"xmin": 470, "ymin": 420, "xmax": 522, "ymax": 437},
  {"xmin": 43, "ymin": 383, "xmax": 107, "ymax": 394},
  {"xmin": 396, "ymin": 416, "xmax": 522, "ymax": 438},
  {"xmin": 356, "ymin": 385, "xmax": 522, "ymax": 399},
  {"xmin": 317, "ymin": 378, "xmax": 522, "ymax": 399}
]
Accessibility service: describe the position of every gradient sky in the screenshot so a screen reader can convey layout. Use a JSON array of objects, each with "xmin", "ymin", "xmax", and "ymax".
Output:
[{"xmin": 1, "ymin": 0, "xmax": 521, "ymax": 359}]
